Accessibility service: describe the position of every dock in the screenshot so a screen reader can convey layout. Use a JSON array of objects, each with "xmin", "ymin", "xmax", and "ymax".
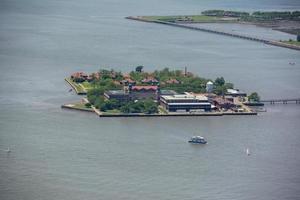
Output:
[
  {"xmin": 126, "ymin": 16, "xmax": 300, "ymax": 51},
  {"xmin": 260, "ymin": 98, "xmax": 300, "ymax": 104}
]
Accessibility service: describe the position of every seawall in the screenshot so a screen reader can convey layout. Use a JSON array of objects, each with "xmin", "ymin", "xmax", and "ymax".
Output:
[
  {"xmin": 65, "ymin": 78, "xmax": 87, "ymax": 95},
  {"xmin": 99, "ymin": 112, "xmax": 257, "ymax": 117}
]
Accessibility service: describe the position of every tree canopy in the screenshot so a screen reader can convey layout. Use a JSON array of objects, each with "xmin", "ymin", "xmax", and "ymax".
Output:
[
  {"xmin": 248, "ymin": 92, "xmax": 260, "ymax": 102},
  {"xmin": 214, "ymin": 77, "xmax": 225, "ymax": 86},
  {"xmin": 135, "ymin": 65, "xmax": 144, "ymax": 73}
]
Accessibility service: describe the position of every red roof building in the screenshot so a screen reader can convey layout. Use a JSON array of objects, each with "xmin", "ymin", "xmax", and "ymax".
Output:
[
  {"xmin": 120, "ymin": 78, "xmax": 136, "ymax": 85},
  {"xmin": 131, "ymin": 85, "xmax": 158, "ymax": 91},
  {"xmin": 166, "ymin": 79, "xmax": 180, "ymax": 84},
  {"xmin": 141, "ymin": 77, "xmax": 159, "ymax": 85},
  {"xmin": 128, "ymin": 85, "xmax": 159, "ymax": 100},
  {"xmin": 71, "ymin": 72, "xmax": 88, "ymax": 82}
]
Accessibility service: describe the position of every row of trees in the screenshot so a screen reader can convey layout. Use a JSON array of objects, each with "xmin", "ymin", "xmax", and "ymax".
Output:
[
  {"xmin": 201, "ymin": 10, "xmax": 300, "ymax": 21},
  {"xmin": 250, "ymin": 11, "xmax": 300, "ymax": 20},
  {"xmin": 89, "ymin": 97, "xmax": 158, "ymax": 114},
  {"xmin": 120, "ymin": 100, "xmax": 158, "ymax": 114},
  {"xmin": 202, "ymin": 10, "xmax": 250, "ymax": 17},
  {"xmin": 213, "ymin": 77, "xmax": 234, "ymax": 95}
]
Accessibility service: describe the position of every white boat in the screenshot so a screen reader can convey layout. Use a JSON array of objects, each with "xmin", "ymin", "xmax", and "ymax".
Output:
[{"xmin": 246, "ymin": 148, "xmax": 250, "ymax": 156}]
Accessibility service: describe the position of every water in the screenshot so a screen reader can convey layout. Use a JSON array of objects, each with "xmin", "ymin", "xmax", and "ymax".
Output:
[
  {"xmin": 1, "ymin": 0, "xmax": 300, "ymax": 199},
  {"xmin": 189, "ymin": 23, "xmax": 296, "ymax": 41}
]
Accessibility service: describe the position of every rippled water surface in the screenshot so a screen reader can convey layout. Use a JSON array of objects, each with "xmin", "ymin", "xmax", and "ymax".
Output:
[{"xmin": 1, "ymin": 0, "xmax": 300, "ymax": 199}]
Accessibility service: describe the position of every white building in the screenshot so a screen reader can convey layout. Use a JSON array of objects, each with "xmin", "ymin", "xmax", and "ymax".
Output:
[
  {"xmin": 160, "ymin": 94, "xmax": 211, "ymax": 112},
  {"xmin": 206, "ymin": 81, "xmax": 214, "ymax": 93}
]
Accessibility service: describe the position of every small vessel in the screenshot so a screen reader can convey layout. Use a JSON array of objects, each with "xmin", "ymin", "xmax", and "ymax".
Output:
[
  {"xmin": 1, "ymin": 148, "xmax": 11, "ymax": 153},
  {"xmin": 68, "ymin": 89, "xmax": 73, "ymax": 92},
  {"xmin": 188, "ymin": 136, "xmax": 207, "ymax": 144},
  {"xmin": 246, "ymin": 148, "xmax": 250, "ymax": 156}
]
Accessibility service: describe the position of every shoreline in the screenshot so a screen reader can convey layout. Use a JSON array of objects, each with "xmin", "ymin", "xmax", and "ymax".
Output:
[
  {"xmin": 61, "ymin": 102, "xmax": 257, "ymax": 117},
  {"xmin": 61, "ymin": 104, "xmax": 95, "ymax": 112}
]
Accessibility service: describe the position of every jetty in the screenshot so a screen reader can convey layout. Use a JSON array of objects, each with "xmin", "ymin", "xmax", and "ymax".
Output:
[{"xmin": 126, "ymin": 16, "xmax": 300, "ymax": 51}]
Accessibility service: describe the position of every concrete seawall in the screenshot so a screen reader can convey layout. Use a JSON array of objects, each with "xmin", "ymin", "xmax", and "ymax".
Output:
[
  {"xmin": 126, "ymin": 16, "xmax": 300, "ymax": 51},
  {"xmin": 61, "ymin": 104, "xmax": 95, "ymax": 112},
  {"xmin": 65, "ymin": 78, "xmax": 87, "ymax": 95},
  {"xmin": 99, "ymin": 112, "xmax": 257, "ymax": 117}
]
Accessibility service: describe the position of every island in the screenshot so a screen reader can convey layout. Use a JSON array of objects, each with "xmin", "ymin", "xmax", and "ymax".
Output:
[
  {"xmin": 126, "ymin": 10, "xmax": 300, "ymax": 50},
  {"xmin": 62, "ymin": 66, "xmax": 261, "ymax": 117}
]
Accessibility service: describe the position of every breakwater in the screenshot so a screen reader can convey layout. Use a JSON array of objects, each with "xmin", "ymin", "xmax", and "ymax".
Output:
[{"xmin": 126, "ymin": 16, "xmax": 300, "ymax": 51}]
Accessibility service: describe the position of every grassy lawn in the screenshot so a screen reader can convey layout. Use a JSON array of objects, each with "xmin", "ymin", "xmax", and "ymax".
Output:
[
  {"xmin": 80, "ymin": 81, "xmax": 93, "ymax": 91},
  {"xmin": 158, "ymin": 106, "xmax": 168, "ymax": 114},
  {"xmin": 141, "ymin": 15, "xmax": 237, "ymax": 23},
  {"xmin": 102, "ymin": 109, "xmax": 122, "ymax": 115},
  {"xmin": 72, "ymin": 102, "xmax": 94, "ymax": 111},
  {"xmin": 282, "ymin": 40, "xmax": 300, "ymax": 46},
  {"xmin": 66, "ymin": 78, "xmax": 86, "ymax": 93}
]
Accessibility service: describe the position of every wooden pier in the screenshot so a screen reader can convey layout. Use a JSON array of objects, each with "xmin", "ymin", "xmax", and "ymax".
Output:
[{"xmin": 260, "ymin": 98, "xmax": 300, "ymax": 104}]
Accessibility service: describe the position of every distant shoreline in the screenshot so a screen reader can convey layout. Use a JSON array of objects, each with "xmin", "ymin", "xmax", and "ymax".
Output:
[{"xmin": 126, "ymin": 16, "xmax": 300, "ymax": 51}]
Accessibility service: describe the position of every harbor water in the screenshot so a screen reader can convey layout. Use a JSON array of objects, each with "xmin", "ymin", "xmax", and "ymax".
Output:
[{"xmin": 1, "ymin": 0, "xmax": 300, "ymax": 199}]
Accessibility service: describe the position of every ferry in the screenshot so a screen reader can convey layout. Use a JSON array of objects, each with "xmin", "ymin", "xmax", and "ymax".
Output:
[{"xmin": 188, "ymin": 136, "xmax": 207, "ymax": 144}]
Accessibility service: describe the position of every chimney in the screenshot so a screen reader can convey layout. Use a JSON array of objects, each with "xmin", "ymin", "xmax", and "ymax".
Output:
[{"xmin": 128, "ymin": 83, "xmax": 133, "ymax": 93}]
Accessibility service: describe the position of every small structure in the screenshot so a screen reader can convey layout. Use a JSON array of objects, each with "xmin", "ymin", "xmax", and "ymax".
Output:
[
  {"xmin": 160, "ymin": 90, "xmax": 178, "ymax": 96},
  {"xmin": 160, "ymin": 94, "xmax": 211, "ymax": 112},
  {"xmin": 213, "ymin": 97, "xmax": 235, "ymax": 109},
  {"xmin": 71, "ymin": 72, "xmax": 88, "ymax": 82},
  {"xmin": 206, "ymin": 81, "xmax": 214, "ymax": 93},
  {"xmin": 141, "ymin": 78, "xmax": 159, "ymax": 85},
  {"xmin": 104, "ymin": 90, "xmax": 130, "ymax": 102},
  {"xmin": 226, "ymin": 89, "xmax": 247, "ymax": 97},
  {"xmin": 104, "ymin": 85, "xmax": 160, "ymax": 101},
  {"xmin": 120, "ymin": 78, "xmax": 136, "ymax": 86},
  {"xmin": 129, "ymin": 85, "xmax": 159, "ymax": 100}
]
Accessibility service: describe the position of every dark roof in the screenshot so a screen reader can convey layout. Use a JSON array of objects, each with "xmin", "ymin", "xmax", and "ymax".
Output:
[{"xmin": 105, "ymin": 90, "xmax": 128, "ymax": 96}]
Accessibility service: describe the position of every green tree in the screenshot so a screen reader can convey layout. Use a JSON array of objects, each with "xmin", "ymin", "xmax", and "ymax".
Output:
[
  {"xmin": 94, "ymin": 96, "xmax": 105, "ymax": 109},
  {"xmin": 143, "ymin": 100, "xmax": 158, "ymax": 114},
  {"xmin": 100, "ymin": 99, "xmax": 121, "ymax": 111},
  {"xmin": 135, "ymin": 65, "xmax": 144, "ymax": 73},
  {"xmin": 99, "ymin": 69, "xmax": 111, "ymax": 79},
  {"xmin": 214, "ymin": 77, "xmax": 225, "ymax": 86},
  {"xmin": 248, "ymin": 92, "xmax": 260, "ymax": 102},
  {"xmin": 120, "ymin": 104, "xmax": 131, "ymax": 113},
  {"xmin": 225, "ymin": 82, "xmax": 234, "ymax": 89},
  {"xmin": 214, "ymin": 85, "xmax": 227, "ymax": 96},
  {"xmin": 85, "ymin": 103, "xmax": 92, "ymax": 108}
]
